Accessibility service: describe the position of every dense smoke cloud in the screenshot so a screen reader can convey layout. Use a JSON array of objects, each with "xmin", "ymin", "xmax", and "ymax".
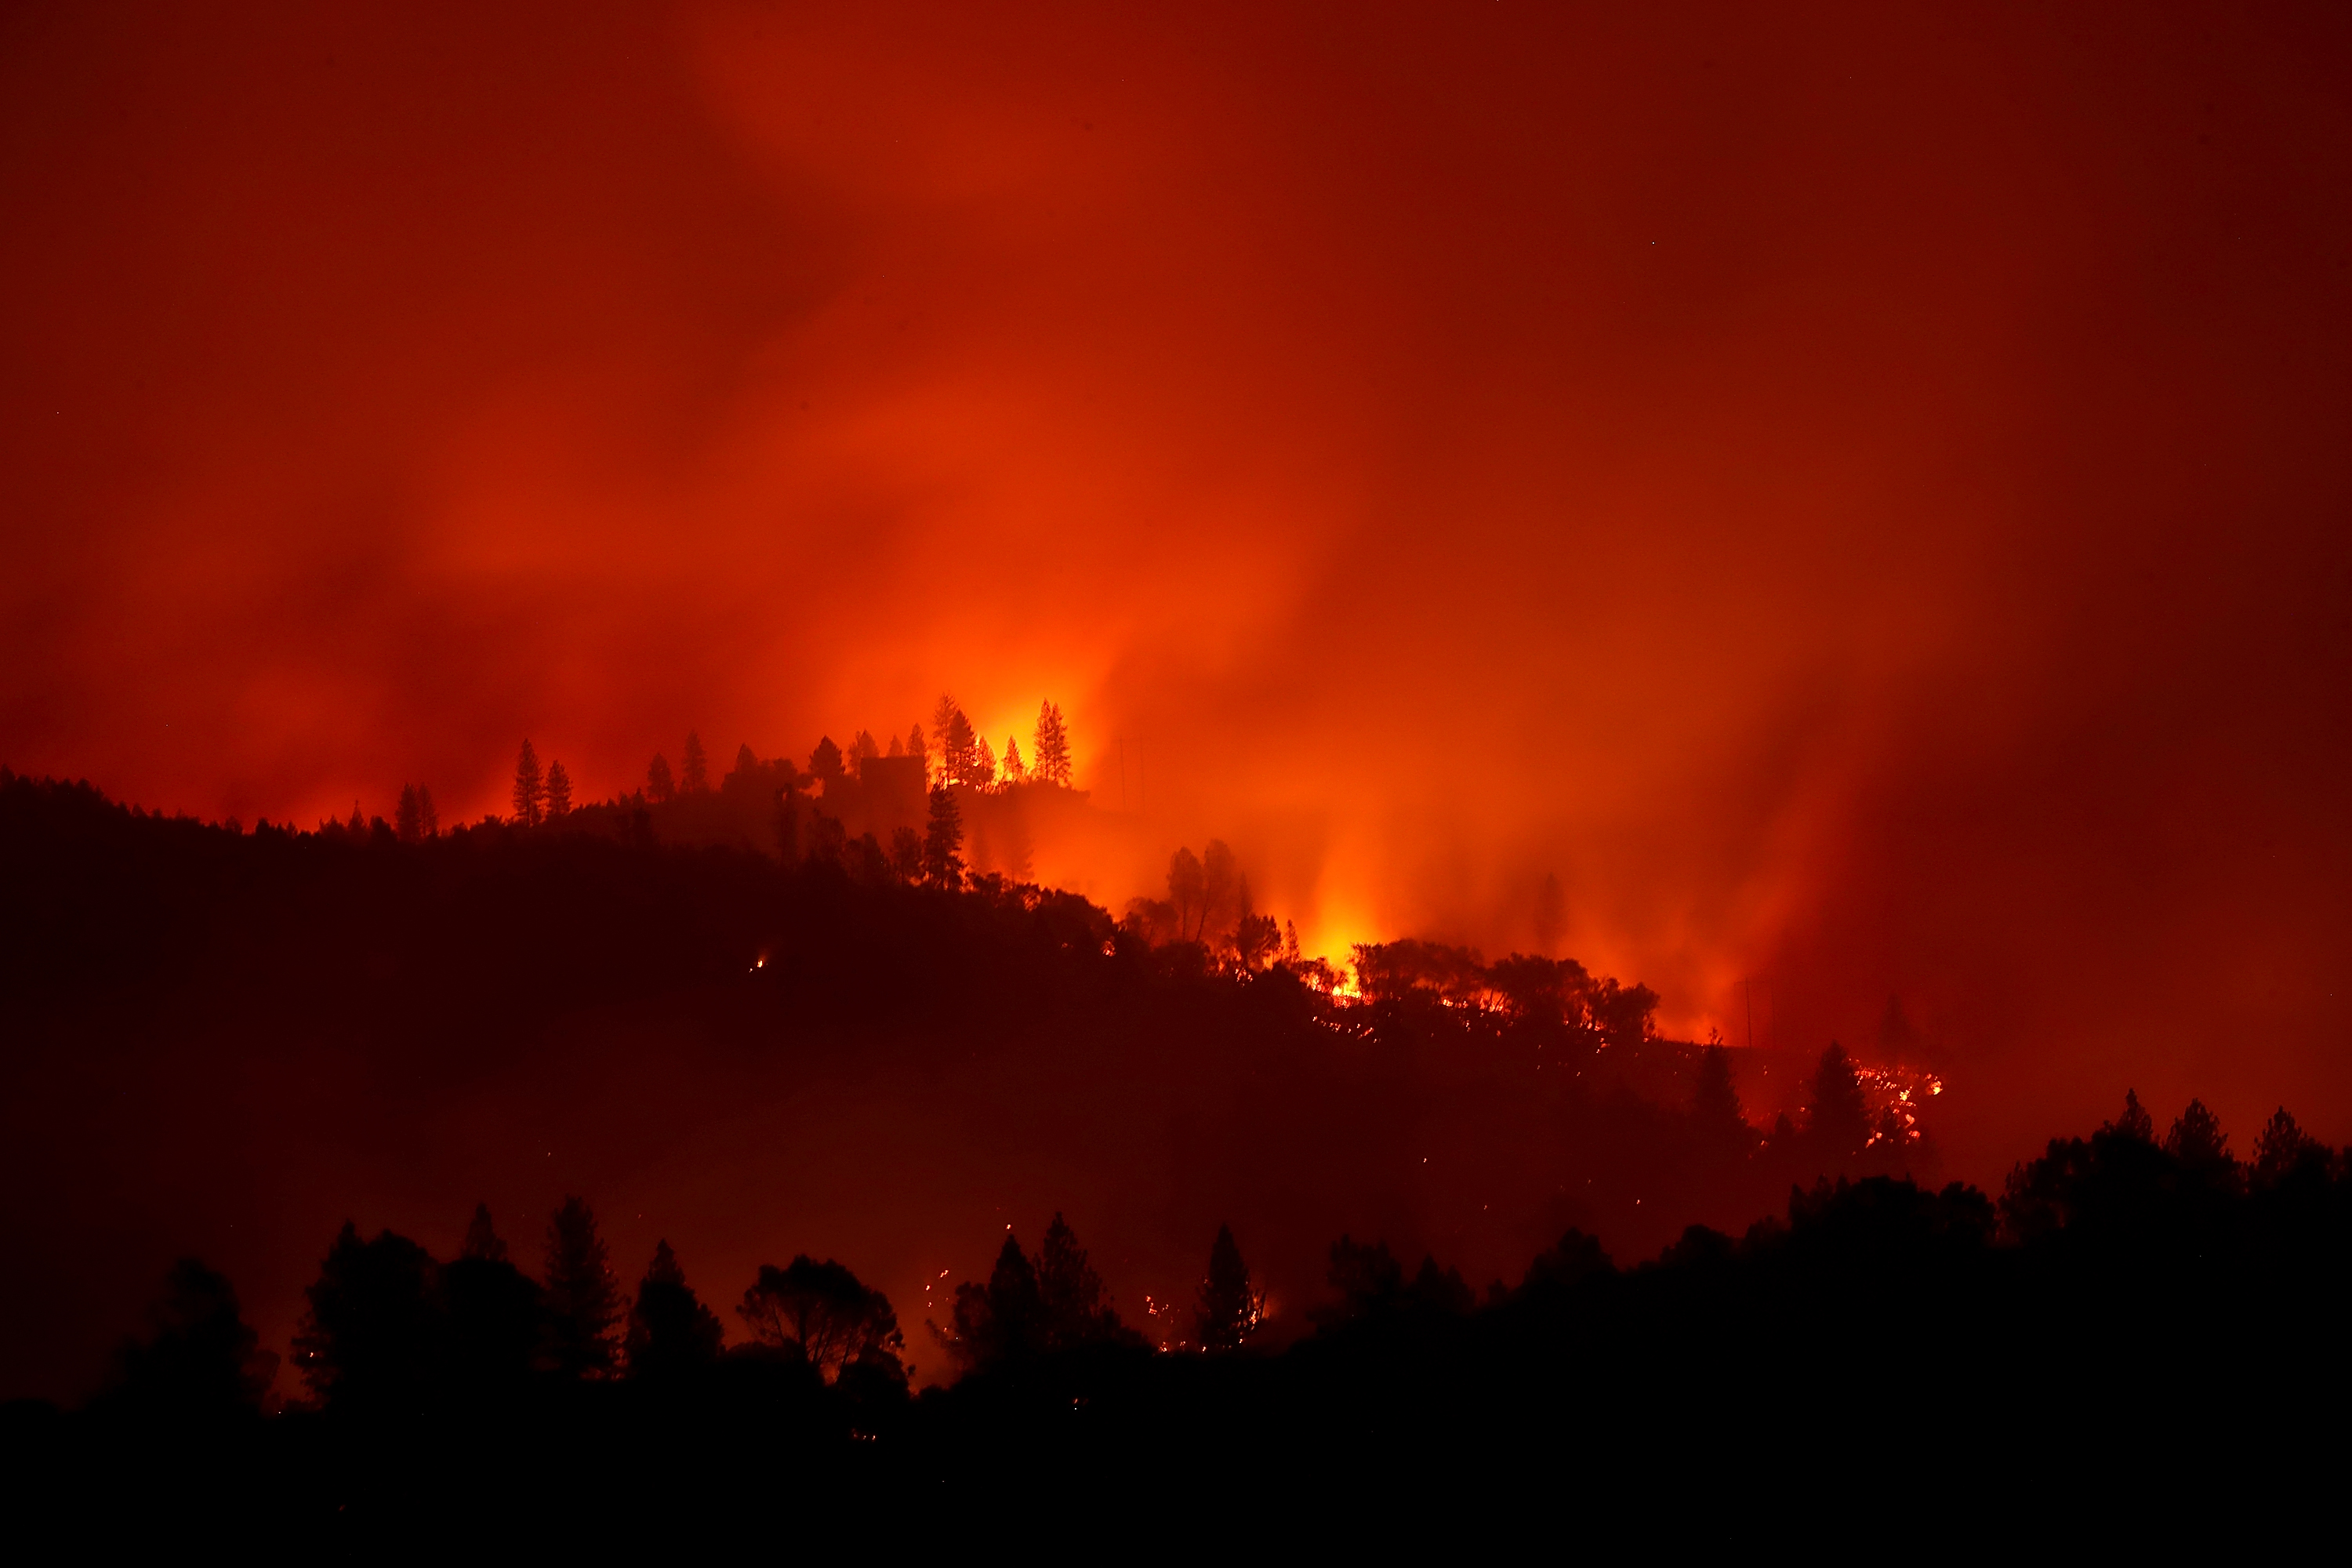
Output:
[{"xmin": 3, "ymin": 1, "xmax": 2350, "ymax": 1171}]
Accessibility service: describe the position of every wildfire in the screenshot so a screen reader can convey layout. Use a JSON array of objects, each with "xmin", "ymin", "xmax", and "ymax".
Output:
[{"xmin": 1855, "ymin": 1063, "xmax": 1947, "ymax": 1146}]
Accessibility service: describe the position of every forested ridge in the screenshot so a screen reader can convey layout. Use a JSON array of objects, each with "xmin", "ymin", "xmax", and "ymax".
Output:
[{"xmin": 3, "ymin": 770, "xmax": 2346, "ymax": 1542}]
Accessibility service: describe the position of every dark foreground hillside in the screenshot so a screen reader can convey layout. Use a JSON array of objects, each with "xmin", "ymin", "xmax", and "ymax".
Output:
[
  {"xmin": 1, "ymin": 770, "xmax": 1922, "ymax": 1403},
  {"xmin": 9, "ymin": 1124, "xmax": 2350, "ymax": 1546},
  {"xmin": 3, "ymin": 772, "xmax": 2348, "ymax": 1541}
]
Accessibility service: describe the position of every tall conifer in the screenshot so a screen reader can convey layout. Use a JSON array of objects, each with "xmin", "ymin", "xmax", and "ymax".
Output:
[{"xmin": 512, "ymin": 740, "xmax": 545, "ymax": 826}]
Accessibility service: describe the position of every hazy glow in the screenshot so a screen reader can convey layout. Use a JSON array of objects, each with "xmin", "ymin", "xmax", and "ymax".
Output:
[{"xmin": 3, "ymin": 1, "xmax": 2350, "ymax": 1181}]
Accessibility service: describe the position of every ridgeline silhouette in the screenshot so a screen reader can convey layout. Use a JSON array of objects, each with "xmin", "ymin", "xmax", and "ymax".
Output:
[
  {"xmin": 9, "ymin": 1091, "xmax": 2347, "ymax": 1542},
  {"xmin": 2, "ymin": 766, "xmax": 2343, "ymax": 1540}
]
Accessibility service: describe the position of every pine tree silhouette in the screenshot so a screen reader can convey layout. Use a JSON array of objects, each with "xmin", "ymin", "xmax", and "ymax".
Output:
[
  {"xmin": 1807, "ymin": 1043, "xmax": 1870, "ymax": 1161},
  {"xmin": 681, "ymin": 732, "xmax": 709, "ymax": 793},
  {"xmin": 1033, "ymin": 700, "xmax": 1072, "ymax": 786},
  {"xmin": 974, "ymin": 734, "xmax": 996, "ymax": 788},
  {"xmin": 543, "ymin": 760, "xmax": 572, "ymax": 818},
  {"xmin": 1195, "ymin": 1223, "xmax": 1257, "ymax": 1350},
  {"xmin": 395, "ymin": 785, "xmax": 424, "ymax": 845},
  {"xmin": 1003, "ymin": 735, "xmax": 1026, "ymax": 782},
  {"xmin": 923, "ymin": 786, "xmax": 965, "ymax": 887},
  {"xmin": 414, "ymin": 786, "xmax": 437, "ymax": 838},
  {"xmin": 646, "ymin": 753, "xmax": 675, "ymax": 803},
  {"xmin": 461, "ymin": 1203, "xmax": 508, "ymax": 1262},
  {"xmin": 541, "ymin": 1196, "xmax": 622, "ymax": 1379},
  {"xmin": 1692, "ymin": 1044, "xmax": 1748, "ymax": 1138},
  {"xmin": 626, "ymin": 1240, "xmax": 724, "ymax": 1380},
  {"xmin": 512, "ymin": 740, "xmax": 545, "ymax": 827}
]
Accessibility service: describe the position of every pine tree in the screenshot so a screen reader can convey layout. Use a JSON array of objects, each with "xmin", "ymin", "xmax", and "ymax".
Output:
[
  {"xmin": 543, "ymin": 760, "xmax": 572, "ymax": 818},
  {"xmin": 1195, "ymin": 1223, "xmax": 1258, "ymax": 1351},
  {"xmin": 809, "ymin": 735, "xmax": 844, "ymax": 784},
  {"xmin": 889, "ymin": 826, "xmax": 924, "ymax": 881},
  {"xmin": 2108, "ymin": 1089, "xmax": 2156, "ymax": 1142},
  {"xmin": 347, "ymin": 802, "xmax": 365, "ymax": 836},
  {"xmin": 542, "ymin": 1196, "xmax": 622, "ymax": 1379},
  {"xmin": 2252, "ymin": 1107, "xmax": 2325, "ymax": 1188},
  {"xmin": 906, "ymin": 724, "xmax": 927, "ymax": 779},
  {"xmin": 1003, "ymin": 735, "xmax": 1026, "ymax": 782},
  {"xmin": 1033, "ymin": 700, "xmax": 1072, "ymax": 786},
  {"xmin": 626, "ymin": 1240, "xmax": 724, "ymax": 1380},
  {"xmin": 646, "ymin": 753, "xmax": 675, "ymax": 803},
  {"xmin": 395, "ymin": 785, "xmax": 423, "ymax": 845},
  {"xmin": 850, "ymin": 729, "xmax": 880, "ymax": 764},
  {"xmin": 416, "ymin": 786, "xmax": 437, "ymax": 838},
  {"xmin": 946, "ymin": 708, "xmax": 977, "ymax": 786},
  {"xmin": 1691, "ymin": 1044, "xmax": 1748, "ymax": 1138},
  {"xmin": 681, "ymin": 732, "xmax": 709, "ymax": 793},
  {"xmin": 512, "ymin": 740, "xmax": 545, "ymax": 826},
  {"xmin": 923, "ymin": 786, "xmax": 965, "ymax": 887},
  {"xmin": 974, "ymin": 734, "xmax": 996, "ymax": 788},
  {"xmin": 1036, "ymin": 1213, "xmax": 1117, "ymax": 1349},
  {"xmin": 462, "ymin": 1203, "xmax": 508, "ymax": 1261},
  {"xmin": 887, "ymin": 732, "xmax": 904, "ymax": 758},
  {"xmin": 1807, "ymin": 1043, "xmax": 1871, "ymax": 1160},
  {"xmin": 931, "ymin": 697, "xmax": 963, "ymax": 783},
  {"xmin": 2164, "ymin": 1099, "xmax": 2234, "ymax": 1172}
]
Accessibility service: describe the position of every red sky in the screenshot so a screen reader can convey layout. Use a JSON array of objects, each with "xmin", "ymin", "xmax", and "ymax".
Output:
[{"xmin": 5, "ymin": 1, "xmax": 2351, "ymax": 1171}]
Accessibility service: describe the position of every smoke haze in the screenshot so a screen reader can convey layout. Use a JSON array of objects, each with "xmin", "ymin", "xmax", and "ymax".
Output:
[{"xmin": 5, "ymin": 1, "xmax": 2351, "ymax": 1175}]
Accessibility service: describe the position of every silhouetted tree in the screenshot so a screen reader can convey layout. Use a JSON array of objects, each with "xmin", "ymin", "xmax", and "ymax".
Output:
[
  {"xmin": 1003, "ymin": 735, "xmax": 1026, "ymax": 782},
  {"xmin": 1196, "ymin": 1224, "xmax": 1258, "ymax": 1350},
  {"xmin": 889, "ymin": 826, "xmax": 924, "ymax": 883},
  {"xmin": 1036, "ymin": 1213, "xmax": 1130, "ymax": 1349},
  {"xmin": 415, "ymin": 785, "xmax": 437, "ymax": 838},
  {"xmin": 444, "ymin": 1205, "xmax": 539, "ymax": 1398},
  {"xmin": 931, "ymin": 697, "xmax": 964, "ymax": 784},
  {"xmin": 944, "ymin": 1234, "xmax": 1046, "ymax": 1371},
  {"xmin": 906, "ymin": 724, "xmax": 927, "ymax": 779},
  {"xmin": 809, "ymin": 735, "xmax": 844, "ymax": 786},
  {"xmin": 512, "ymin": 740, "xmax": 545, "ymax": 827},
  {"xmin": 1167, "ymin": 848, "xmax": 1205, "ymax": 940},
  {"xmin": 1033, "ymin": 700, "xmax": 1072, "ymax": 786},
  {"xmin": 1692, "ymin": 1044, "xmax": 1748, "ymax": 1140},
  {"xmin": 924, "ymin": 786, "xmax": 964, "ymax": 887},
  {"xmin": 1232, "ymin": 880, "xmax": 1281, "ymax": 973},
  {"xmin": 974, "ymin": 734, "xmax": 996, "ymax": 788},
  {"xmin": 2252, "ymin": 1107, "xmax": 2327, "ymax": 1189},
  {"xmin": 887, "ymin": 731, "xmax": 904, "ymax": 757},
  {"xmin": 626, "ymin": 1241, "xmax": 724, "ymax": 1381},
  {"xmin": 941, "ymin": 702, "xmax": 977, "ymax": 787},
  {"xmin": 2165, "ymin": 1098, "xmax": 2236, "ymax": 1185},
  {"xmin": 1809, "ymin": 1043, "xmax": 1871, "ymax": 1162},
  {"xmin": 647, "ymin": 753, "xmax": 676, "ymax": 803},
  {"xmin": 396, "ymin": 785, "xmax": 425, "ymax": 845},
  {"xmin": 2108, "ymin": 1089, "xmax": 2156, "ymax": 1142},
  {"xmin": 739, "ymin": 1256, "xmax": 904, "ymax": 1382},
  {"xmin": 347, "ymin": 802, "xmax": 365, "ymax": 836},
  {"xmin": 543, "ymin": 760, "xmax": 572, "ymax": 818},
  {"xmin": 681, "ymin": 732, "xmax": 709, "ymax": 793},
  {"xmin": 292, "ymin": 1223, "xmax": 440, "ymax": 1412},
  {"xmin": 103, "ymin": 1259, "xmax": 274, "ymax": 1421},
  {"xmin": 542, "ymin": 1196, "xmax": 622, "ymax": 1379},
  {"xmin": 849, "ymin": 729, "xmax": 880, "ymax": 766},
  {"xmin": 463, "ymin": 1202, "xmax": 507, "ymax": 1262}
]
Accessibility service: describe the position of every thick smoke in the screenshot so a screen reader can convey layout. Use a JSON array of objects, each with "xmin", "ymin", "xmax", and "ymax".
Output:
[{"xmin": 2, "ymin": 2, "xmax": 2350, "ymax": 1174}]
